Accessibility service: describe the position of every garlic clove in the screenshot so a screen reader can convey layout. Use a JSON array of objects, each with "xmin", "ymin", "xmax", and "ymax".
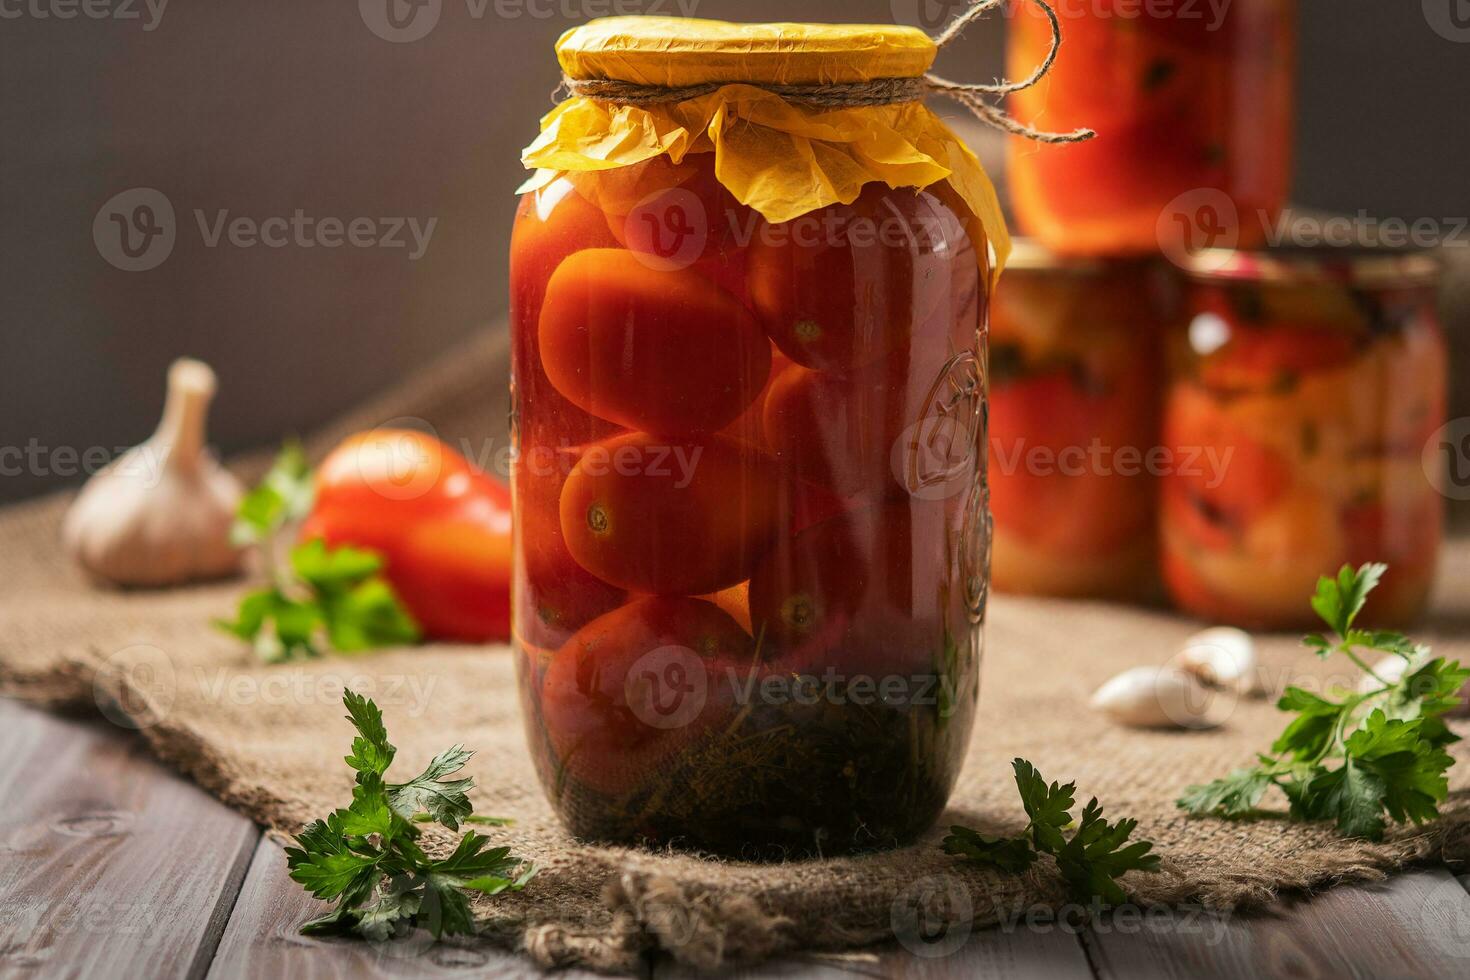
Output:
[
  {"xmin": 1090, "ymin": 666, "xmax": 1228, "ymax": 730},
  {"xmin": 1177, "ymin": 627, "xmax": 1264, "ymax": 697},
  {"xmin": 63, "ymin": 358, "xmax": 245, "ymax": 588}
]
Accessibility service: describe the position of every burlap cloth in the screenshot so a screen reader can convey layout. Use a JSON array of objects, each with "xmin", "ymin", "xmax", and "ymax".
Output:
[{"xmin": 3, "ymin": 327, "xmax": 1468, "ymax": 974}]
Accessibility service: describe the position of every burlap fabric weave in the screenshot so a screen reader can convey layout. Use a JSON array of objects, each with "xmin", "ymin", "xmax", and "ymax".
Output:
[{"xmin": 3, "ymin": 328, "xmax": 1468, "ymax": 974}]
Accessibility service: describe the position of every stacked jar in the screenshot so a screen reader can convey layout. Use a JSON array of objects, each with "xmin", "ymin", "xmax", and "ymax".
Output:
[
  {"xmin": 995, "ymin": 1, "xmax": 1445, "ymax": 623},
  {"xmin": 1161, "ymin": 249, "xmax": 1447, "ymax": 628},
  {"xmin": 987, "ymin": 243, "xmax": 1166, "ymax": 599}
]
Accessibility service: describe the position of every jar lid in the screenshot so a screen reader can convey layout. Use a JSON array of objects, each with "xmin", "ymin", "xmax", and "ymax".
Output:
[
  {"xmin": 1180, "ymin": 246, "xmax": 1442, "ymax": 288},
  {"xmin": 556, "ymin": 16, "xmax": 938, "ymax": 88}
]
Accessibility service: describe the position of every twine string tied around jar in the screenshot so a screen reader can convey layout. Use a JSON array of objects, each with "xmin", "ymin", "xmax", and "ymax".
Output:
[{"xmin": 558, "ymin": 0, "xmax": 1095, "ymax": 145}]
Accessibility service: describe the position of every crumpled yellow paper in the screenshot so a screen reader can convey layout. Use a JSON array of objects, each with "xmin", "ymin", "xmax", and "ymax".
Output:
[{"xmin": 518, "ymin": 18, "xmax": 1010, "ymax": 277}]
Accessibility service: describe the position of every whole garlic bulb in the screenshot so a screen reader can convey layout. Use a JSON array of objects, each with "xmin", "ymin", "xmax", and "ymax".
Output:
[
  {"xmin": 1177, "ymin": 627, "xmax": 1264, "ymax": 697},
  {"xmin": 1090, "ymin": 666, "xmax": 1226, "ymax": 730},
  {"xmin": 63, "ymin": 358, "xmax": 244, "ymax": 587}
]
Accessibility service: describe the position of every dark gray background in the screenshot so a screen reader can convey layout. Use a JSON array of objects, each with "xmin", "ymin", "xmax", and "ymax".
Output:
[{"xmin": 3, "ymin": 0, "xmax": 1468, "ymax": 500}]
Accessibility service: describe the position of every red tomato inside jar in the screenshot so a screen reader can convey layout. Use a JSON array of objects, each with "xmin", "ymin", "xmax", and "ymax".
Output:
[
  {"xmin": 1007, "ymin": 0, "xmax": 1297, "ymax": 256},
  {"xmin": 1161, "ymin": 247, "xmax": 1447, "ymax": 628},
  {"xmin": 987, "ymin": 242, "xmax": 1166, "ymax": 599},
  {"xmin": 510, "ymin": 151, "xmax": 991, "ymax": 856}
]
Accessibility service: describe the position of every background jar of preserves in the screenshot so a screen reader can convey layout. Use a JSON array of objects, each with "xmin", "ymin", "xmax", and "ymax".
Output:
[
  {"xmin": 988, "ymin": 242, "xmax": 1165, "ymax": 599},
  {"xmin": 510, "ymin": 154, "xmax": 990, "ymax": 856},
  {"xmin": 1161, "ymin": 247, "xmax": 1447, "ymax": 628},
  {"xmin": 1006, "ymin": 0, "xmax": 1297, "ymax": 256}
]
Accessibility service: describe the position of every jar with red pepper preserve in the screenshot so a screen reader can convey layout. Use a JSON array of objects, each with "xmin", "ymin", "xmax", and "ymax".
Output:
[
  {"xmin": 988, "ymin": 241, "xmax": 1165, "ymax": 599},
  {"xmin": 508, "ymin": 16, "xmax": 1021, "ymax": 856},
  {"xmin": 1161, "ymin": 247, "xmax": 1447, "ymax": 629},
  {"xmin": 1007, "ymin": 0, "xmax": 1297, "ymax": 255}
]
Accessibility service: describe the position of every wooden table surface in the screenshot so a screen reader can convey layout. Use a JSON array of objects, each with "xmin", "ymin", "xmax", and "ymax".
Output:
[{"xmin": 5, "ymin": 697, "xmax": 1470, "ymax": 980}]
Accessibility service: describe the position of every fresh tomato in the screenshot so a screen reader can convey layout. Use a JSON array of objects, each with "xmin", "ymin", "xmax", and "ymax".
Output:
[
  {"xmin": 748, "ymin": 500, "xmax": 958, "ymax": 678},
  {"xmin": 559, "ymin": 432, "xmax": 782, "ymax": 597},
  {"xmin": 514, "ymin": 461, "xmax": 627, "ymax": 651},
  {"xmin": 538, "ymin": 248, "xmax": 772, "ymax": 436},
  {"xmin": 394, "ymin": 501, "xmax": 513, "ymax": 644},
  {"xmin": 747, "ymin": 185, "xmax": 959, "ymax": 372},
  {"xmin": 302, "ymin": 430, "xmax": 514, "ymax": 643},
  {"xmin": 540, "ymin": 597, "xmax": 753, "ymax": 796}
]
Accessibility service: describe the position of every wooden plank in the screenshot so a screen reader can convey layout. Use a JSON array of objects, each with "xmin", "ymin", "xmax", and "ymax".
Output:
[
  {"xmin": 1084, "ymin": 869, "xmax": 1470, "ymax": 979},
  {"xmin": 208, "ymin": 837, "xmax": 626, "ymax": 979},
  {"xmin": 654, "ymin": 929, "xmax": 1093, "ymax": 979},
  {"xmin": 0, "ymin": 697, "xmax": 260, "ymax": 980}
]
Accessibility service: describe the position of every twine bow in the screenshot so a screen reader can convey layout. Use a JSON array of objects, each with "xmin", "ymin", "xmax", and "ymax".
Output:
[{"xmin": 559, "ymin": 0, "xmax": 1095, "ymax": 145}]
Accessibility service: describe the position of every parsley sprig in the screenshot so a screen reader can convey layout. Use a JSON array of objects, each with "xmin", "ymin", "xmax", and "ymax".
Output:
[
  {"xmin": 286, "ymin": 690, "xmax": 534, "ymax": 941},
  {"xmin": 217, "ymin": 443, "xmax": 420, "ymax": 662},
  {"xmin": 1179, "ymin": 563, "xmax": 1467, "ymax": 841},
  {"xmin": 944, "ymin": 759, "xmax": 1161, "ymax": 906}
]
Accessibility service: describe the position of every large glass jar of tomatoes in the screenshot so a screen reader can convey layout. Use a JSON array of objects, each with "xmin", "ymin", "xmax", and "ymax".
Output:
[
  {"xmin": 1007, "ymin": 1, "xmax": 1297, "ymax": 255},
  {"xmin": 1161, "ymin": 248, "xmax": 1447, "ymax": 629},
  {"xmin": 988, "ymin": 242, "xmax": 1165, "ymax": 599},
  {"xmin": 510, "ymin": 154, "xmax": 990, "ymax": 856}
]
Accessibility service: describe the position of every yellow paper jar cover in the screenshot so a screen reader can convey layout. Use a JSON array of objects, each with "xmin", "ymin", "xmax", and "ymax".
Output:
[{"xmin": 519, "ymin": 15, "xmax": 1011, "ymax": 276}]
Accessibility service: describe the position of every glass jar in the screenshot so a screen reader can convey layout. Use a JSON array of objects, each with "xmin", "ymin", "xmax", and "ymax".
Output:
[
  {"xmin": 1006, "ymin": 1, "xmax": 1297, "ymax": 255},
  {"xmin": 1161, "ymin": 247, "xmax": 1447, "ymax": 628},
  {"xmin": 988, "ymin": 242, "xmax": 1165, "ymax": 599},
  {"xmin": 510, "ymin": 153, "xmax": 990, "ymax": 856}
]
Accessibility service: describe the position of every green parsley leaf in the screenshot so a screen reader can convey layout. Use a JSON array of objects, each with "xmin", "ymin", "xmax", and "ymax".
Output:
[
  {"xmin": 1175, "ymin": 767, "xmax": 1274, "ymax": 819},
  {"xmin": 1054, "ymin": 799, "xmax": 1161, "ymax": 908},
  {"xmin": 1180, "ymin": 563, "xmax": 1465, "ymax": 841},
  {"xmin": 217, "ymin": 541, "xmax": 421, "ymax": 662},
  {"xmin": 285, "ymin": 813, "xmax": 381, "ymax": 901},
  {"xmin": 942, "ymin": 826, "xmax": 1039, "ymax": 874},
  {"xmin": 1310, "ymin": 563, "xmax": 1385, "ymax": 638},
  {"xmin": 232, "ymin": 439, "xmax": 314, "ymax": 547},
  {"xmin": 386, "ymin": 746, "xmax": 475, "ymax": 831},
  {"xmin": 286, "ymin": 691, "xmax": 533, "ymax": 945},
  {"xmin": 1013, "ymin": 758, "xmax": 1076, "ymax": 853},
  {"xmin": 945, "ymin": 759, "xmax": 1158, "ymax": 908}
]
